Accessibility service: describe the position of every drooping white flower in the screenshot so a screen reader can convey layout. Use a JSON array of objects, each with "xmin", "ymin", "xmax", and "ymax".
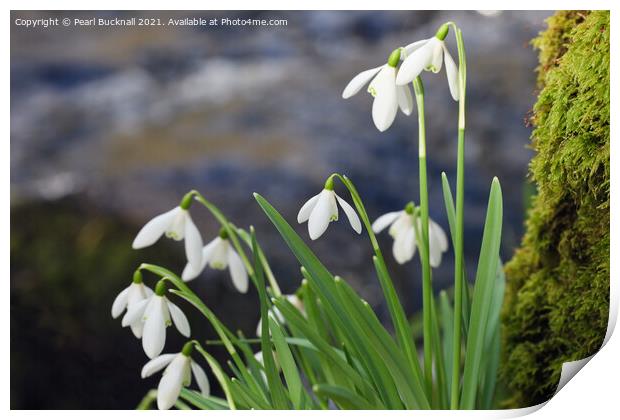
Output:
[
  {"xmin": 297, "ymin": 179, "xmax": 362, "ymax": 240},
  {"xmin": 132, "ymin": 195, "xmax": 203, "ymax": 271},
  {"xmin": 181, "ymin": 229, "xmax": 249, "ymax": 293},
  {"xmin": 372, "ymin": 205, "xmax": 448, "ymax": 266},
  {"xmin": 122, "ymin": 281, "xmax": 191, "ymax": 358},
  {"xmin": 342, "ymin": 48, "xmax": 414, "ymax": 132},
  {"xmin": 111, "ymin": 271, "xmax": 153, "ymax": 338},
  {"xmin": 141, "ymin": 343, "xmax": 210, "ymax": 410},
  {"xmin": 256, "ymin": 294, "xmax": 304, "ymax": 337},
  {"xmin": 395, "ymin": 26, "xmax": 460, "ymax": 101}
]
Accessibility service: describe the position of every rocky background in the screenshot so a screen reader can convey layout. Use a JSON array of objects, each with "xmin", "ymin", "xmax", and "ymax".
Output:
[{"xmin": 11, "ymin": 10, "xmax": 550, "ymax": 408}]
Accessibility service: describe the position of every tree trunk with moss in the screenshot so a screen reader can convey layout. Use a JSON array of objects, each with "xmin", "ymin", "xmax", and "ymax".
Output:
[{"xmin": 501, "ymin": 10, "xmax": 609, "ymax": 407}]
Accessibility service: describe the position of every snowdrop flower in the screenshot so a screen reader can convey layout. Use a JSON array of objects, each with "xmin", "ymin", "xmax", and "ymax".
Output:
[
  {"xmin": 256, "ymin": 294, "xmax": 304, "ymax": 337},
  {"xmin": 342, "ymin": 48, "xmax": 414, "ymax": 132},
  {"xmin": 132, "ymin": 193, "xmax": 203, "ymax": 271},
  {"xmin": 111, "ymin": 270, "xmax": 153, "ymax": 338},
  {"xmin": 297, "ymin": 177, "xmax": 362, "ymax": 240},
  {"xmin": 122, "ymin": 280, "xmax": 191, "ymax": 358},
  {"xmin": 141, "ymin": 342, "xmax": 210, "ymax": 410},
  {"xmin": 372, "ymin": 203, "xmax": 448, "ymax": 267},
  {"xmin": 181, "ymin": 228, "xmax": 249, "ymax": 293},
  {"xmin": 396, "ymin": 24, "xmax": 460, "ymax": 101}
]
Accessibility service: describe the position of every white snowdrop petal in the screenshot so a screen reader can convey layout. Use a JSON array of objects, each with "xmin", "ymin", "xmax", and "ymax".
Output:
[
  {"xmin": 183, "ymin": 213, "xmax": 203, "ymax": 272},
  {"xmin": 297, "ymin": 193, "xmax": 321, "ymax": 223},
  {"xmin": 130, "ymin": 322, "xmax": 144, "ymax": 339},
  {"xmin": 389, "ymin": 213, "xmax": 411, "ymax": 238},
  {"xmin": 371, "ymin": 67, "xmax": 398, "ymax": 132},
  {"xmin": 443, "ymin": 45, "xmax": 460, "ymax": 101},
  {"xmin": 402, "ymin": 39, "xmax": 429, "ymax": 58},
  {"xmin": 430, "ymin": 40, "xmax": 444, "ymax": 73},
  {"xmin": 430, "ymin": 219, "xmax": 449, "ymax": 252},
  {"xmin": 121, "ymin": 298, "xmax": 149, "ymax": 327},
  {"xmin": 181, "ymin": 263, "xmax": 201, "ymax": 282},
  {"xmin": 182, "ymin": 238, "xmax": 218, "ymax": 281},
  {"xmin": 342, "ymin": 66, "xmax": 383, "ymax": 98},
  {"xmin": 167, "ymin": 301, "xmax": 191, "ymax": 337},
  {"xmin": 209, "ymin": 238, "xmax": 229, "ymax": 270},
  {"xmin": 308, "ymin": 190, "xmax": 333, "ymax": 240},
  {"xmin": 130, "ymin": 283, "xmax": 153, "ymax": 302},
  {"xmin": 393, "ymin": 227, "xmax": 416, "ymax": 264},
  {"xmin": 397, "ymin": 84, "xmax": 414, "ymax": 116},
  {"xmin": 141, "ymin": 353, "xmax": 176, "ymax": 378},
  {"xmin": 372, "ymin": 211, "xmax": 402, "ymax": 234},
  {"xmin": 132, "ymin": 208, "xmax": 178, "ymax": 249},
  {"xmin": 336, "ymin": 194, "xmax": 362, "ymax": 234},
  {"xmin": 111, "ymin": 287, "xmax": 130, "ymax": 319},
  {"xmin": 191, "ymin": 361, "xmax": 211, "ymax": 396},
  {"xmin": 157, "ymin": 355, "xmax": 188, "ymax": 410},
  {"xmin": 396, "ymin": 40, "xmax": 436, "ymax": 85},
  {"xmin": 228, "ymin": 249, "xmax": 249, "ymax": 293},
  {"xmin": 143, "ymin": 298, "xmax": 167, "ymax": 359},
  {"xmin": 429, "ymin": 241, "xmax": 443, "ymax": 268}
]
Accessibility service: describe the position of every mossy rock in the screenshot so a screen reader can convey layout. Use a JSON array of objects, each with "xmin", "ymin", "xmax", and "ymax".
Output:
[{"xmin": 501, "ymin": 10, "xmax": 609, "ymax": 407}]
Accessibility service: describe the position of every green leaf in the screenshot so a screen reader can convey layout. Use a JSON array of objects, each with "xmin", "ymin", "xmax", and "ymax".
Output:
[
  {"xmin": 254, "ymin": 193, "xmax": 429, "ymax": 408},
  {"xmin": 429, "ymin": 293, "xmax": 448, "ymax": 408},
  {"xmin": 478, "ymin": 263, "xmax": 505, "ymax": 408},
  {"xmin": 460, "ymin": 178, "xmax": 503, "ymax": 409},
  {"xmin": 439, "ymin": 290, "xmax": 454, "ymax": 399},
  {"xmin": 272, "ymin": 295, "xmax": 382, "ymax": 407},
  {"xmin": 251, "ymin": 229, "xmax": 290, "ymax": 409},
  {"xmin": 194, "ymin": 344, "xmax": 236, "ymax": 409},
  {"xmin": 268, "ymin": 315, "xmax": 306, "ymax": 408},
  {"xmin": 313, "ymin": 384, "xmax": 374, "ymax": 409},
  {"xmin": 339, "ymin": 176, "xmax": 426, "ymax": 389},
  {"xmin": 440, "ymin": 172, "xmax": 471, "ymax": 334},
  {"xmin": 179, "ymin": 389, "xmax": 230, "ymax": 410}
]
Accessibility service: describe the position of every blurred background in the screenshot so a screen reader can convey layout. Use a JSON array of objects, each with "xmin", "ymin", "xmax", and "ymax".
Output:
[{"xmin": 10, "ymin": 10, "xmax": 551, "ymax": 409}]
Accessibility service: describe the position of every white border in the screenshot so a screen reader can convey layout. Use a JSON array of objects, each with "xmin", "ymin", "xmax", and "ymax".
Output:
[{"xmin": 5, "ymin": 2, "xmax": 617, "ymax": 419}]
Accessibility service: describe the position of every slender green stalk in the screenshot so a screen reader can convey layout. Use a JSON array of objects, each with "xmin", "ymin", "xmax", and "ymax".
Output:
[
  {"xmin": 450, "ymin": 24, "xmax": 467, "ymax": 410},
  {"xmin": 412, "ymin": 76, "xmax": 433, "ymax": 399}
]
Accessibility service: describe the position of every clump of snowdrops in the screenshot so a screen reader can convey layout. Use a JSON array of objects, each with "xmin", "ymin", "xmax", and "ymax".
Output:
[{"xmin": 113, "ymin": 22, "xmax": 505, "ymax": 410}]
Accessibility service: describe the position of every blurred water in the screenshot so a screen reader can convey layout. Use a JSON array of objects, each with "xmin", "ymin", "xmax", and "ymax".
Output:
[{"xmin": 10, "ymin": 10, "xmax": 551, "ymax": 408}]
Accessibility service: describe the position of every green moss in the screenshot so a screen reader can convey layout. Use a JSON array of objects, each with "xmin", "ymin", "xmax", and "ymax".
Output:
[{"xmin": 501, "ymin": 10, "xmax": 609, "ymax": 407}]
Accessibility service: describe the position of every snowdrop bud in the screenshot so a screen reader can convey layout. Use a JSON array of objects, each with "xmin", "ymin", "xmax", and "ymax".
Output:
[
  {"xmin": 155, "ymin": 280, "xmax": 167, "ymax": 297},
  {"xmin": 219, "ymin": 227, "xmax": 229, "ymax": 239},
  {"xmin": 324, "ymin": 176, "xmax": 335, "ymax": 191},
  {"xmin": 133, "ymin": 270, "xmax": 143, "ymax": 284},
  {"xmin": 387, "ymin": 48, "xmax": 401, "ymax": 68},
  {"xmin": 179, "ymin": 191, "xmax": 196, "ymax": 210},
  {"xmin": 181, "ymin": 341, "xmax": 194, "ymax": 357},
  {"xmin": 435, "ymin": 23, "xmax": 449, "ymax": 41}
]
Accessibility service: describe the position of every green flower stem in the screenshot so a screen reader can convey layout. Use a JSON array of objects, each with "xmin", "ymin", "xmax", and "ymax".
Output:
[
  {"xmin": 449, "ymin": 23, "xmax": 467, "ymax": 410},
  {"xmin": 412, "ymin": 76, "xmax": 433, "ymax": 398}
]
